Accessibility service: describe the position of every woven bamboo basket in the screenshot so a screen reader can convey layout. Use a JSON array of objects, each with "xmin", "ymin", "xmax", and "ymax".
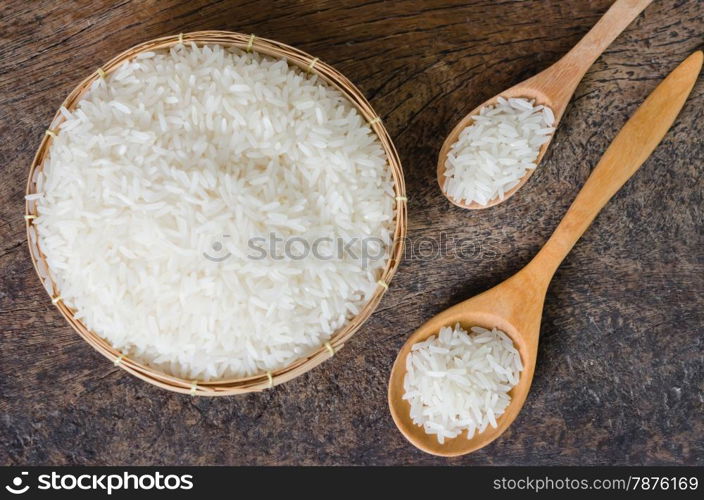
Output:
[{"xmin": 25, "ymin": 31, "xmax": 406, "ymax": 396}]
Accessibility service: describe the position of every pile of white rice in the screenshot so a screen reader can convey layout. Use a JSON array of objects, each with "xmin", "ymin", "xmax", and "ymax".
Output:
[
  {"xmin": 32, "ymin": 43, "xmax": 395, "ymax": 380},
  {"xmin": 403, "ymin": 324, "xmax": 523, "ymax": 444},
  {"xmin": 443, "ymin": 97, "xmax": 555, "ymax": 206}
]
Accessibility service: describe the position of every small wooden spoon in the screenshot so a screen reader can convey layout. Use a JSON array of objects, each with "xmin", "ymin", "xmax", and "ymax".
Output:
[
  {"xmin": 438, "ymin": 0, "xmax": 654, "ymax": 209},
  {"xmin": 391, "ymin": 51, "xmax": 703, "ymax": 456}
]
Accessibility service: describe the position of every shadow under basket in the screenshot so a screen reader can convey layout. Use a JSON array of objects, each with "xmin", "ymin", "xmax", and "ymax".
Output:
[{"xmin": 25, "ymin": 31, "xmax": 407, "ymax": 396}]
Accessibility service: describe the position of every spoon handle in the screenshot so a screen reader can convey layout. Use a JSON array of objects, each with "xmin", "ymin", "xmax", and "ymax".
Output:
[
  {"xmin": 563, "ymin": 0, "xmax": 653, "ymax": 66},
  {"xmin": 539, "ymin": 0, "xmax": 653, "ymax": 110},
  {"xmin": 527, "ymin": 51, "xmax": 703, "ymax": 281}
]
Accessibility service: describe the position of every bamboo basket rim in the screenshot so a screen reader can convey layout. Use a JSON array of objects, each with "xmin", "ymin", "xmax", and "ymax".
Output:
[{"xmin": 25, "ymin": 31, "xmax": 407, "ymax": 396}]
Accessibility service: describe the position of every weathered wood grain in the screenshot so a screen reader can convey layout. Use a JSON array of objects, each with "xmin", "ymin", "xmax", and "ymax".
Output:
[{"xmin": 0, "ymin": 0, "xmax": 702, "ymax": 465}]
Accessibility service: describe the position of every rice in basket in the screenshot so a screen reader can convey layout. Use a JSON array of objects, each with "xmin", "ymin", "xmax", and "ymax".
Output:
[{"xmin": 30, "ymin": 41, "xmax": 398, "ymax": 381}]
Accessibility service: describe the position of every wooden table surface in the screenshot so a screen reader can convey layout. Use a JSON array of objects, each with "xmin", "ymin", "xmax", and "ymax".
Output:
[{"xmin": 1, "ymin": 0, "xmax": 702, "ymax": 466}]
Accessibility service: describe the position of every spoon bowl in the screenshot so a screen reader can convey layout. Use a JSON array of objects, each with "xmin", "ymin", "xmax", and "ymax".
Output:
[
  {"xmin": 388, "ymin": 284, "xmax": 539, "ymax": 456},
  {"xmin": 390, "ymin": 50, "xmax": 703, "ymax": 456},
  {"xmin": 438, "ymin": 0, "xmax": 654, "ymax": 209},
  {"xmin": 437, "ymin": 87, "xmax": 556, "ymax": 209}
]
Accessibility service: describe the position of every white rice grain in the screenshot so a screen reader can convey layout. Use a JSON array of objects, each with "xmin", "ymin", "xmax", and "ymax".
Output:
[
  {"xmin": 403, "ymin": 323, "xmax": 523, "ymax": 444},
  {"xmin": 443, "ymin": 97, "xmax": 555, "ymax": 206}
]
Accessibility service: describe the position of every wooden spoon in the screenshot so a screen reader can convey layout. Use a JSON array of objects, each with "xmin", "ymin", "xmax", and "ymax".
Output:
[
  {"xmin": 391, "ymin": 51, "xmax": 703, "ymax": 456},
  {"xmin": 438, "ymin": 0, "xmax": 654, "ymax": 209}
]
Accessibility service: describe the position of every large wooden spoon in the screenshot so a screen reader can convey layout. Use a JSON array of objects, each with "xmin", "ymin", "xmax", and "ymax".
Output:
[
  {"xmin": 438, "ymin": 0, "xmax": 654, "ymax": 209},
  {"xmin": 391, "ymin": 51, "xmax": 703, "ymax": 456}
]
